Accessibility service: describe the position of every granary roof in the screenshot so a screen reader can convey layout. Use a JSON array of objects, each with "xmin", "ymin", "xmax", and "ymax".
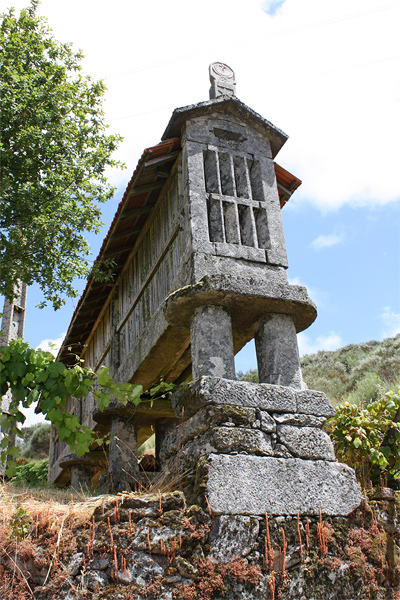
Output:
[
  {"xmin": 56, "ymin": 133, "xmax": 301, "ymax": 368},
  {"xmin": 162, "ymin": 96, "xmax": 288, "ymax": 159}
]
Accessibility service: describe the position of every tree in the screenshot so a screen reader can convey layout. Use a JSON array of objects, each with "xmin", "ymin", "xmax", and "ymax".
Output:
[
  {"xmin": 0, "ymin": 339, "xmax": 143, "ymax": 474},
  {"xmin": 20, "ymin": 422, "xmax": 50, "ymax": 459},
  {"xmin": 0, "ymin": 1, "xmax": 122, "ymax": 309}
]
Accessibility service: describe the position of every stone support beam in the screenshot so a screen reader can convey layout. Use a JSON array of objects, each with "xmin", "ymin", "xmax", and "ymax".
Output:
[
  {"xmin": 190, "ymin": 305, "xmax": 235, "ymax": 379},
  {"xmin": 255, "ymin": 313, "xmax": 303, "ymax": 389},
  {"xmin": 109, "ymin": 417, "xmax": 139, "ymax": 492},
  {"xmin": 70, "ymin": 465, "xmax": 92, "ymax": 491}
]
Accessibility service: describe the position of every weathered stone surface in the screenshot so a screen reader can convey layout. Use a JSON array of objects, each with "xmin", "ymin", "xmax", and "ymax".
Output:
[
  {"xmin": 190, "ymin": 305, "xmax": 235, "ymax": 379},
  {"xmin": 206, "ymin": 454, "xmax": 362, "ymax": 516},
  {"xmin": 166, "ymin": 427, "xmax": 273, "ymax": 465},
  {"xmin": 172, "ymin": 376, "xmax": 296, "ymax": 418},
  {"xmin": 273, "ymin": 443, "xmax": 293, "ymax": 458},
  {"xmin": 209, "ymin": 515, "xmax": 260, "ymax": 561},
  {"xmin": 130, "ymin": 521, "xmax": 187, "ymax": 555},
  {"xmin": 296, "ymin": 389, "xmax": 335, "ymax": 417},
  {"xmin": 277, "ymin": 425, "xmax": 335, "ymax": 460},
  {"xmin": 68, "ymin": 553, "xmax": 84, "ymax": 576},
  {"xmin": 80, "ymin": 570, "xmax": 108, "ymax": 590},
  {"xmin": 70, "ymin": 465, "xmax": 92, "ymax": 492},
  {"xmin": 160, "ymin": 405, "xmax": 256, "ymax": 459},
  {"xmin": 258, "ymin": 410, "xmax": 277, "ymax": 433},
  {"xmin": 273, "ymin": 413, "xmax": 326, "ymax": 428},
  {"xmin": 255, "ymin": 313, "xmax": 304, "ymax": 389},
  {"xmin": 164, "ymin": 273, "xmax": 317, "ymax": 335},
  {"xmin": 108, "ymin": 416, "xmax": 139, "ymax": 493},
  {"xmin": 93, "ymin": 491, "xmax": 186, "ymax": 521},
  {"xmin": 118, "ymin": 551, "xmax": 164, "ymax": 585},
  {"xmin": 89, "ymin": 557, "xmax": 109, "ymax": 571}
]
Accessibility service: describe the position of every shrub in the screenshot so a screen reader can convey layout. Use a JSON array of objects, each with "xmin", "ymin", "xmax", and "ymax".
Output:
[
  {"xmin": 12, "ymin": 459, "xmax": 49, "ymax": 487},
  {"xmin": 329, "ymin": 389, "xmax": 400, "ymax": 488}
]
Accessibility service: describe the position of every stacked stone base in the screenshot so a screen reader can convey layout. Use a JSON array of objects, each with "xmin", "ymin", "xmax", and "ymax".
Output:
[{"xmin": 161, "ymin": 377, "xmax": 362, "ymax": 516}]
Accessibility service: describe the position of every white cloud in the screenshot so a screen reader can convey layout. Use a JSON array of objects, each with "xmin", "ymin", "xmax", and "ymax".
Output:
[
  {"xmin": 381, "ymin": 307, "xmax": 400, "ymax": 338},
  {"xmin": 297, "ymin": 331, "xmax": 343, "ymax": 356},
  {"xmin": 311, "ymin": 232, "xmax": 344, "ymax": 251},
  {"xmin": 6, "ymin": 0, "xmax": 400, "ymax": 212},
  {"xmin": 35, "ymin": 333, "xmax": 65, "ymax": 356}
]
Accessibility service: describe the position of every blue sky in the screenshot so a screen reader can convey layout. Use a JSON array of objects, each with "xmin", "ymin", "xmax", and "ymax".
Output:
[{"xmin": 1, "ymin": 0, "xmax": 399, "ymax": 423}]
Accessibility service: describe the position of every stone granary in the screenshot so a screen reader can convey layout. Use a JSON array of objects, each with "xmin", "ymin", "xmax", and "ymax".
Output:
[{"xmin": 49, "ymin": 63, "xmax": 361, "ymax": 516}]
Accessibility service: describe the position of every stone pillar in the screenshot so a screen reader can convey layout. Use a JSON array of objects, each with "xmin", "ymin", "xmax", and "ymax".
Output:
[
  {"xmin": 254, "ymin": 313, "xmax": 304, "ymax": 389},
  {"xmin": 155, "ymin": 418, "xmax": 179, "ymax": 471},
  {"xmin": 190, "ymin": 305, "xmax": 235, "ymax": 380},
  {"xmin": 108, "ymin": 417, "xmax": 139, "ymax": 492},
  {"xmin": 70, "ymin": 465, "xmax": 92, "ymax": 491}
]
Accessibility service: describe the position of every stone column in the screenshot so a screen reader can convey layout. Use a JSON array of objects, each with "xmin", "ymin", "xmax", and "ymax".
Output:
[
  {"xmin": 155, "ymin": 418, "xmax": 179, "ymax": 471},
  {"xmin": 70, "ymin": 465, "xmax": 92, "ymax": 492},
  {"xmin": 190, "ymin": 305, "xmax": 235, "ymax": 380},
  {"xmin": 254, "ymin": 313, "xmax": 304, "ymax": 389},
  {"xmin": 108, "ymin": 417, "xmax": 139, "ymax": 492}
]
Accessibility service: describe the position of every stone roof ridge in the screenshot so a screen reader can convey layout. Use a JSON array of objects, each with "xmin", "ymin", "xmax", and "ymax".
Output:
[{"xmin": 161, "ymin": 95, "xmax": 288, "ymax": 158}]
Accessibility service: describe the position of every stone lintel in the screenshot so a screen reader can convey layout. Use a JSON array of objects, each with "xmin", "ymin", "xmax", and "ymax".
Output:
[
  {"xmin": 206, "ymin": 454, "xmax": 362, "ymax": 516},
  {"xmin": 172, "ymin": 377, "xmax": 296, "ymax": 419},
  {"xmin": 172, "ymin": 377, "xmax": 334, "ymax": 419}
]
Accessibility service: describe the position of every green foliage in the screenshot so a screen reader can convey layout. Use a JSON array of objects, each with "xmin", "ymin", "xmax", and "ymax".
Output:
[
  {"xmin": 301, "ymin": 335, "xmax": 400, "ymax": 407},
  {"xmin": 9, "ymin": 504, "xmax": 31, "ymax": 540},
  {"xmin": 0, "ymin": 339, "xmax": 142, "ymax": 475},
  {"xmin": 20, "ymin": 422, "xmax": 50, "ymax": 459},
  {"xmin": 12, "ymin": 458, "xmax": 49, "ymax": 487},
  {"xmin": 328, "ymin": 389, "xmax": 400, "ymax": 487},
  {"xmin": 0, "ymin": 1, "xmax": 123, "ymax": 309},
  {"xmin": 236, "ymin": 369, "xmax": 259, "ymax": 383}
]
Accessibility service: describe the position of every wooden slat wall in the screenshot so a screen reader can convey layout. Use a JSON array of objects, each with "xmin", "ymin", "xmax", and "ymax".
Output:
[{"xmin": 118, "ymin": 171, "xmax": 184, "ymax": 364}]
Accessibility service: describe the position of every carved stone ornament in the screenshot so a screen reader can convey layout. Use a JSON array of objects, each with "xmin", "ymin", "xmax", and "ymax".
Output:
[
  {"xmin": 209, "ymin": 62, "xmax": 236, "ymax": 85},
  {"xmin": 209, "ymin": 62, "xmax": 236, "ymax": 99}
]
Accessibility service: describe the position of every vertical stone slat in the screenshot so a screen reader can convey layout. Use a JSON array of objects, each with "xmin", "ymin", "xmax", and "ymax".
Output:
[
  {"xmin": 233, "ymin": 155, "xmax": 251, "ymax": 198},
  {"xmin": 218, "ymin": 152, "xmax": 236, "ymax": 196},
  {"xmin": 222, "ymin": 201, "xmax": 241, "ymax": 245},
  {"xmin": 254, "ymin": 206, "xmax": 271, "ymax": 250},
  {"xmin": 238, "ymin": 204, "xmax": 257, "ymax": 247},
  {"xmin": 203, "ymin": 150, "xmax": 221, "ymax": 194}
]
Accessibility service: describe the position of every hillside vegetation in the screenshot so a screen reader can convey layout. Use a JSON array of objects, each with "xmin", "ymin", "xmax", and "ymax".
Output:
[{"xmin": 301, "ymin": 335, "xmax": 400, "ymax": 407}]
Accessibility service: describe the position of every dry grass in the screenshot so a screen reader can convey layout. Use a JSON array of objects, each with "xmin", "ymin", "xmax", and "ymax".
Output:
[{"xmin": 0, "ymin": 482, "xmax": 108, "ymax": 532}]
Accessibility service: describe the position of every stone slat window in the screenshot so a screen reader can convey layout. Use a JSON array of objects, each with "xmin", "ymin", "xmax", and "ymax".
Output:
[{"xmin": 204, "ymin": 149, "xmax": 270, "ymax": 250}]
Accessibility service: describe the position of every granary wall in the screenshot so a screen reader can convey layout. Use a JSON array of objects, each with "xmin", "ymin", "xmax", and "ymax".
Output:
[{"xmin": 117, "ymin": 161, "xmax": 189, "ymax": 371}]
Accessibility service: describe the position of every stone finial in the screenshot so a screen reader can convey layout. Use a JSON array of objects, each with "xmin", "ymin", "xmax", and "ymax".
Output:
[{"xmin": 209, "ymin": 62, "xmax": 236, "ymax": 99}]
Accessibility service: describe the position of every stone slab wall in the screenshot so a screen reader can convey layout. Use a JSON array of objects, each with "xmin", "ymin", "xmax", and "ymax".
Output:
[{"xmin": 162, "ymin": 377, "xmax": 362, "ymax": 517}]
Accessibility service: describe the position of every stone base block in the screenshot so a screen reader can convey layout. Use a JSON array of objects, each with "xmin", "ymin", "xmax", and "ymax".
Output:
[{"xmin": 205, "ymin": 454, "xmax": 362, "ymax": 516}]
